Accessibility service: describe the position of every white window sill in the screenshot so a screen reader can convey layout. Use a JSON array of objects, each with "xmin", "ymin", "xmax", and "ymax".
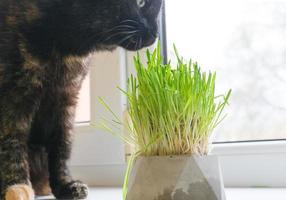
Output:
[
  {"xmin": 89, "ymin": 188, "xmax": 286, "ymax": 200},
  {"xmin": 225, "ymin": 188, "xmax": 286, "ymax": 200},
  {"xmin": 37, "ymin": 187, "xmax": 286, "ymax": 200}
]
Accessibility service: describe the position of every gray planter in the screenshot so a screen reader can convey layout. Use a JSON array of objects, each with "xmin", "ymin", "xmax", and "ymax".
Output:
[{"xmin": 126, "ymin": 155, "xmax": 226, "ymax": 200}]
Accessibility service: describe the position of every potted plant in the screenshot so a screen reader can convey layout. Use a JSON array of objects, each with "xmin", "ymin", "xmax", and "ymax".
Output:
[{"xmin": 99, "ymin": 43, "xmax": 231, "ymax": 200}]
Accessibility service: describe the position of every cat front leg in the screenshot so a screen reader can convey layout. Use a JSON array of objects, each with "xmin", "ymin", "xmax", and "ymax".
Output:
[
  {"xmin": 47, "ymin": 95, "xmax": 88, "ymax": 199},
  {"xmin": 0, "ymin": 80, "xmax": 42, "ymax": 200}
]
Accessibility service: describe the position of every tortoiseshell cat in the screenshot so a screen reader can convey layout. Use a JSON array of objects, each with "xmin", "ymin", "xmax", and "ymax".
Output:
[{"xmin": 0, "ymin": 0, "xmax": 162, "ymax": 199}]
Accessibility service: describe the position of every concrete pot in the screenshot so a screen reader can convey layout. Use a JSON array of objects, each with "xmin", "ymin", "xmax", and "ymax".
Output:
[{"xmin": 126, "ymin": 155, "xmax": 226, "ymax": 200}]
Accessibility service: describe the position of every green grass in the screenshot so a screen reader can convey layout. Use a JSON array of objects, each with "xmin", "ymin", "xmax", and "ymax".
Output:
[{"xmin": 99, "ymin": 43, "xmax": 231, "ymax": 156}]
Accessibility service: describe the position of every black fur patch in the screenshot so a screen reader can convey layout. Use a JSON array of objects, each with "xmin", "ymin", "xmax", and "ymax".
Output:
[{"xmin": 0, "ymin": 0, "xmax": 162, "ymax": 198}]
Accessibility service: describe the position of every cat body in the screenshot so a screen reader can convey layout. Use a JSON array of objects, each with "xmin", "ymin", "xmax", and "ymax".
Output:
[{"xmin": 0, "ymin": 0, "xmax": 162, "ymax": 199}]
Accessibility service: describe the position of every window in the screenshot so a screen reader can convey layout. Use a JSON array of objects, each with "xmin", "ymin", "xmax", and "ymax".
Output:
[
  {"xmin": 75, "ymin": 74, "xmax": 90, "ymax": 123},
  {"xmin": 69, "ymin": 50, "xmax": 127, "ymax": 185},
  {"xmin": 165, "ymin": 0, "xmax": 286, "ymax": 142}
]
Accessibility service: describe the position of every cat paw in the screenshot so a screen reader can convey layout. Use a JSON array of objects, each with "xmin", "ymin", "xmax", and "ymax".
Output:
[
  {"xmin": 53, "ymin": 180, "xmax": 89, "ymax": 200},
  {"xmin": 5, "ymin": 184, "xmax": 35, "ymax": 200}
]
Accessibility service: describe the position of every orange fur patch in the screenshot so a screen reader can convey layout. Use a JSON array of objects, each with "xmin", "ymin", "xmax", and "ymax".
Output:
[{"xmin": 5, "ymin": 184, "xmax": 34, "ymax": 200}]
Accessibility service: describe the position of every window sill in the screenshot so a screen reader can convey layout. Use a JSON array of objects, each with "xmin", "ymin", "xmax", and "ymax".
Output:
[
  {"xmin": 37, "ymin": 188, "xmax": 286, "ymax": 200},
  {"xmin": 225, "ymin": 188, "xmax": 286, "ymax": 200},
  {"xmin": 90, "ymin": 188, "xmax": 286, "ymax": 200}
]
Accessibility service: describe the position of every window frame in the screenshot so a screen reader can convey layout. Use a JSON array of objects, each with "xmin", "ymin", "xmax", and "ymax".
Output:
[{"xmin": 160, "ymin": 1, "xmax": 286, "ymax": 188}]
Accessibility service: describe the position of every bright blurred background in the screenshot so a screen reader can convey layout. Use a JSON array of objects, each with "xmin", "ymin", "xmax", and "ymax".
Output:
[{"xmin": 165, "ymin": 0, "xmax": 286, "ymax": 142}]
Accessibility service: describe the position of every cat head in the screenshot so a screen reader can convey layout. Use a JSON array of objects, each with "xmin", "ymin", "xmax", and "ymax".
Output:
[
  {"xmin": 93, "ymin": 0, "xmax": 163, "ymax": 51},
  {"xmin": 72, "ymin": 0, "xmax": 163, "ymax": 52},
  {"xmin": 27, "ymin": 0, "xmax": 163, "ymax": 56}
]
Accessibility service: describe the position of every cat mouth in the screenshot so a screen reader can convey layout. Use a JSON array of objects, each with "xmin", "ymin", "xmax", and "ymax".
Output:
[{"xmin": 119, "ymin": 33, "xmax": 157, "ymax": 51}]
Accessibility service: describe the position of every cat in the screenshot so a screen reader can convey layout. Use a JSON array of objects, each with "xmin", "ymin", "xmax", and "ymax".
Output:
[{"xmin": 0, "ymin": 0, "xmax": 162, "ymax": 199}]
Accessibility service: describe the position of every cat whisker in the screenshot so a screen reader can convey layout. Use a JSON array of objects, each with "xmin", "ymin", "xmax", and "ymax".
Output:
[
  {"xmin": 96, "ymin": 26, "xmax": 137, "ymax": 40},
  {"xmin": 135, "ymin": 36, "xmax": 140, "ymax": 50},
  {"xmin": 139, "ymin": 37, "xmax": 143, "ymax": 49},
  {"xmin": 105, "ymin": 25, "xmax": 135, "ymax": 32},
  {"xmin": 113, "ymin": 25, "xmax": 137, "ymax": 30},
  {"xmin": 126, "ymin": 41, "xmax": 133, "ymax": 50},
  {"xmin": 101, "ymin": 30, "xmax": 140, "ymax": 44},
  {"xmin": 118, "ymin": 34, "xmax": 138, "ymax": 45},
  {"xmin": 119, "ymin": 19, "xmax": 139, "ymax": 25},
  {"xmin": 77, "ymin": 28, "xmax": 138, "ymax": 52},
  {"xmin": 76, "ymin": 21, "xmax": 140, "ymax": 53},
  {"xmin": 88, "ymin": 24, "xmax": 137, "ymax": 39}
]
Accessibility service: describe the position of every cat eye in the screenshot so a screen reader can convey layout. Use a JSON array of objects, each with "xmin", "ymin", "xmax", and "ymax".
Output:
[{"xmin": 137, "ymin": 0, "xmax": 146, "ymax": 8}]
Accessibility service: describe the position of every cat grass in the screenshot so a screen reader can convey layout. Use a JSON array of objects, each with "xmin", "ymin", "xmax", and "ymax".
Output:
[{"xmin": 99, "ymin": 43, "xmax": 231, "ymax": 156}]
